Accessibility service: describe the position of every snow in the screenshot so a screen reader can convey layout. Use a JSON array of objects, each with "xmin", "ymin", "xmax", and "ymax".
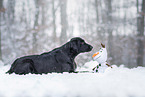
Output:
[{"xmin": 0, "ymin": 61, "xmax": 145, "ymax": 97}]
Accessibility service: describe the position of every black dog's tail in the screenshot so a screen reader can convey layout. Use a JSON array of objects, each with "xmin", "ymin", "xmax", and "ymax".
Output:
[
  {"xmin": 6, "ymin": 66, "xmax": 15, "ymax": 74},
  {"xmin": 6, "ymin": 59, "xmax": 18, "ymax": 74},
  {"xmin": 6, "ymin": 69, "xmax": 13, "ymax": 74}
]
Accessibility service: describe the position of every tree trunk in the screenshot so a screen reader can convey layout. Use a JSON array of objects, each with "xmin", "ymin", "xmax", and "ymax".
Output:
[
  {"xmin": 7, "ymin": 0, "xmax": 15, "ymax": 23},
  {"xmin": 7, "ymin": 0, "xmax": 16, "ymax": 54},
  {"xmin": 0, "ymin": 0, "xmax": 3, "ymax": 60},
  {"xmin": 94, "ymin": 0, "xmax": 100, "ymax": 38},
  {"xmin": 60, "ymin": 0, "xmax": 68, "ymax": 44},
  {"xmin": 52, "ymin": 0, "xmax": 57, "ymax": 42},
  {"xmin": 137, "ymin": 0, "xmax": 145, "ymax": 66},
  {"xmin": 105, "ymin": 0, "xmax": 113, "ymax": 63},
  {"xmin": 41, "ymin": 1, "xmax": 45, "ymax": 33},
  {"xmin": 95, "ymin": 0, "xmax": 99, "ymax": 24},
  {"xmin": 33, "ymin": 0, "xmax": 39, "ymax": 53}
]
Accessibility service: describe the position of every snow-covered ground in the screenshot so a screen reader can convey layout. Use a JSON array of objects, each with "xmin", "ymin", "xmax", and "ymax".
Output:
[{"xmin": 0, "ymin": 61, "xmax": 145, "ymax": 97}]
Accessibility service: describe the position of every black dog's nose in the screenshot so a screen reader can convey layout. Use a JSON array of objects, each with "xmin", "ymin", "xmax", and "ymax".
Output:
[{"xmin": 89, "ymin": 45, "xmax": 93, "ymax": 50}]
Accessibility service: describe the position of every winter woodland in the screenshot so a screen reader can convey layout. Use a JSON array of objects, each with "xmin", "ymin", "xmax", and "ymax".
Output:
[{"xmin": 0, "ymin": 0, "xmax": 145, "ymax": 67}]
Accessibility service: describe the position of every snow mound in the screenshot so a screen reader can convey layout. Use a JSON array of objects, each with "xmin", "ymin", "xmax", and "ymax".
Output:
[
  {"xmin": 76, "ymin": 60, "xmax": 99, "ymax": 71},
  {"xmin": 0, "ymin": 60, "xmax": 4, "ymax": 66},
  {"xmin": 0, "ymin": 62, "xmax": 145, "ymax": 97}
]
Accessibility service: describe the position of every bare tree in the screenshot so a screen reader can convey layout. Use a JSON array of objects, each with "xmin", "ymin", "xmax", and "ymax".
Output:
[
  {"xmin": 0, "ymin": 0, "xmax": 3, "ymax": 60},
  {"xmin": 7, "ymin": 0, "xmax": 15, "ymax": 23},
  {"xmin": 7, "ymin": 0, "xmax": 16, "ymax": 56},
  {"xmin": 105, "ymin": 0, "xmax": 114, "ymax": 63},
  {"xmin": 33, "ymin": 0, "xmax": 40, "ymax": 53},
  {"xmin": 41, "ymin": 0, "xmax": 46, "ymax": 33},
  {"xmin": 94, "ymin": 0, "xmax": 104, "ymax": 39},
  {"xmin": 137, "ymin": 0, "xmax": 145, "ymax": 66},
  {"xmin": 95, "ymin": 0, "xmax": 99, "ymax": 24},
  {"xmin": 52, "ymin": 0, "xmax": 57, "ymax": 42},
  {"xmin": 60, "ymin": 0, "xmax": 68, "ymax": 44}
]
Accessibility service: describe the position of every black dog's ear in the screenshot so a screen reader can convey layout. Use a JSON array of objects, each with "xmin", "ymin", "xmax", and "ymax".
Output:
[{"xmin": 69, "ymin": 41, "xmax": 79, "ymax": 53}]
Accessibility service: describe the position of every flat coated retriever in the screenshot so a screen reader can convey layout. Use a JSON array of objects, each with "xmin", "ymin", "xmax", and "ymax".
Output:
[{"xmin": 6, "ymin": 37, "xmax": 93, "ymax": 74}]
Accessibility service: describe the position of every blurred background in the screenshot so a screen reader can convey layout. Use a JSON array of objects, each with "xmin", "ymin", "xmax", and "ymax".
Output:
[{"xmin": 0, "ymin": 0, "xmax": 144, "ymax": 67}]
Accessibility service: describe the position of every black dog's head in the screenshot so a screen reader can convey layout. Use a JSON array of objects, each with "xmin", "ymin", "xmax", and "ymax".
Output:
[{"xmin": 69, "ymin": 37, "xmax": 93, "ymax": 53}]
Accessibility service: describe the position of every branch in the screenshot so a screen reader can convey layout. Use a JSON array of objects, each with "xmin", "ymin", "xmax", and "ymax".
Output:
[
  {"xmin": 101, "ymin": 43, "xmax": 105, "ymax": 48},
  {"xmin": 106, "ymin": 64, "xmax": 113, "ymax": 68},
  {"xmin": 92, "ymin": 66, "xmax": 96, "ymax": 71}
]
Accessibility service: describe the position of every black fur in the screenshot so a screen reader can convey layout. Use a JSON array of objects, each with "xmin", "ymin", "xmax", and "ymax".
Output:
[{"xmin": 6, "ymin": 37, "xmax": 93, "ymax": 74}]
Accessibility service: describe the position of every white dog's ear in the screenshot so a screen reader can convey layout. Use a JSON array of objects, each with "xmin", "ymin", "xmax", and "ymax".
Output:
[{"xmin": 101, "ymin": 43, "xmax": 105, "ymax": 48}]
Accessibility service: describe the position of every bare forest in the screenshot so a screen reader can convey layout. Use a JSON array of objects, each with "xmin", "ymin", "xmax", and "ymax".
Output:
[{"xmin": 0, "ymin": 0, "xmax": 145, "ymax": 67}]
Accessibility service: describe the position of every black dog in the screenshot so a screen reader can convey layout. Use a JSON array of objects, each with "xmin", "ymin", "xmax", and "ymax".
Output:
[{"xmin": 6, "ymin": 37, "xmax": 93, "ymax": 74}]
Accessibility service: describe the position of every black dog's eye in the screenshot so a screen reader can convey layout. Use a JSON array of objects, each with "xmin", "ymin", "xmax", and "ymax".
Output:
[{"xmin": 81, "ymin": 42, "xmax": 84, "ymax": 45}]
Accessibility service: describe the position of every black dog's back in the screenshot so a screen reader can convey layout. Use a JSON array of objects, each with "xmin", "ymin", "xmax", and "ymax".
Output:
[{"xmin": 6, "ymin": 49, "xmax": 73, "ymax": 74}]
